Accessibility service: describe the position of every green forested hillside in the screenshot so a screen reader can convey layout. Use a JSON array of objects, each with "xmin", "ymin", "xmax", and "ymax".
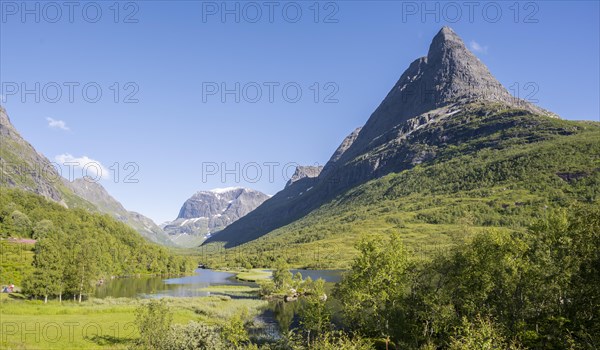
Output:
[
  {"xmin": 200, "ymin": 105, "xmax": 600, "ymax": 268},
  {"xmin": 0, "ymin": 188, "xmax": 193, "ymax": 298}
]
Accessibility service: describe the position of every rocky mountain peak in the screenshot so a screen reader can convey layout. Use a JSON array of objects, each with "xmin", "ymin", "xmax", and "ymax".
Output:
[
  {"xmin": 425, "ymin": 26, "xmax": 513, "ymax": 106},
  {"xmin": 177, "ymin": 187, "xmax": 269, "ymax": 220},
  {"xmin": 164, "ymin": 187, "xmax": 270, "ymax": 246},
  {"xmin": 336, "ymin": 26, "xmax": 550, "ymax": 164},
  {"xmin": 427, "ymin": 26, "xmax": 464, "ymax": 59}
]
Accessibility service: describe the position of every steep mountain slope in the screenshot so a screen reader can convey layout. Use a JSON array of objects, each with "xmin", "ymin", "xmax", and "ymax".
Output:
[
  {"xmin": 0, "ymin": 105, "xmax": 170, "ymax": 245},
  {"xmin": 163, "ymin": 187, "xmax": 269, "ymax": 247},
  {"xmin": 204, "ymin": 26, "xmax": 586, "ymax": 250},
  {"xmin": 202, "ymin": 106, "xmax": 600, "ymax": 268},
  {"xmin": 1, "ymin": 106, "xmax": 67, "ymax": 204},
  {"xmin": 65, "ymin": 178, "xmax": 173, "ymax": 245}
]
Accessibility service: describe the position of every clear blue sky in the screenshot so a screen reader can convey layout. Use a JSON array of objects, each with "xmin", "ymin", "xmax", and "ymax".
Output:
[{"xmin": 1, "ymin": 1, "xmax": 598, "ymax": 223}]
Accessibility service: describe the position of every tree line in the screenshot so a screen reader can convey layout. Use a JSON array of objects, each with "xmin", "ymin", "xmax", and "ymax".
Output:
[{"xmin": 0, "ymin": 188, "xmax": 194, "ymax": 302}]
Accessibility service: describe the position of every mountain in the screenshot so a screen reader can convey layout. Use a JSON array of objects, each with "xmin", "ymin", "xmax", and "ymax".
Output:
[
  {"xmin": 163, "ymin": 187, "xmax": 270, "ymax": 247},
  {"xmin": 0, "ymin": 105, "xmax": 170, "ymax": 245},
  {"xmin": 65, "ymin": 178, "xmax": 173, "ymax": 245},
  {"xmin": 204, "ymin": 26, "xmax": 595, "ymax": 252},
  {"xmin": 0, "ymin": 106, "xmax": 97, "ymax": 210},
  {"xmin": 1, "ymin": 106, "xmax": 66, "ymax": 204}
]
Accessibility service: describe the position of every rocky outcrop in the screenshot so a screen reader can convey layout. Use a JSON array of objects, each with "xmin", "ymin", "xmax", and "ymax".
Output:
[{"xmin": 285, "ymin": 166, "xmax": 323, "ymax": 188}]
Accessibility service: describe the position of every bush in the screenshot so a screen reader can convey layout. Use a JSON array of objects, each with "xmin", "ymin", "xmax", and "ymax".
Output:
[
  {"xmin": 449, "ymin": 316, "xmax": 522, "ymax": 350},
  {"xmin": 306, "ymin": 331, "xmax": 373, "ymax": 350},
  {"xmin": 166, "ymin": 322, "xmax": 225, "ymax": 350},
  {"xmin": 132, "ymin": 299, "xmax": 172, "ymax": 350}
]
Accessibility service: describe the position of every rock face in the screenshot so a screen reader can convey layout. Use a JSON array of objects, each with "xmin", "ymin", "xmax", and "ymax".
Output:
[
  {"xmin": 320, "ymin": 127, "xmax": 362, "ymax": 178},
  {"xmin": 0, "ymin": 106, "xmax": 64, "ymax": 203},
  {"xmin": 285, "ymin": 166, "xmax": 323, "ymax": 188},
  {"xmin": 65, "ymin": 178, "xmax": 173, "ymax": 246},
  {"xmin": 163, "ymin": 187, "xmax": 270, "ymax": 246},
  {"xmin": 204, "ymin": 26, "xmax": 560, "ymax": 248},
  {"xmin": 339, "ymin": 26, "xmax": 553, "ymax": 167}
]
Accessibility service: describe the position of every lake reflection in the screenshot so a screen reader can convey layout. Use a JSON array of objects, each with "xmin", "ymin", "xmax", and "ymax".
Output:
[
  {"xmin": 94, "ymin": 269, "xmax": 343, "ymax": 299},
  {"xmin": 94, "ymin": 269, "xmax": 252, "ymax": 298}
]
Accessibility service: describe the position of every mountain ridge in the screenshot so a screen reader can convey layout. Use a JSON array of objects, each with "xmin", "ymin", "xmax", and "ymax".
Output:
[
  {"xmin": 203, "ymin": 26, "xmax": 564, "ymax": 248},
  {"xmin": 0, "ymin": 105, "xmax": 172, "ymax": 245},
  {"xmin": 65, "ymin": 177, "xmax": 174, "ymax": 246}
]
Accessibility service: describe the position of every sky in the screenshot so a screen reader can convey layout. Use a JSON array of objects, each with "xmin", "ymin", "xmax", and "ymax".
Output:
[{"xmin": 1, "ymin": 0, "xmax": 599, "ymax": 224}]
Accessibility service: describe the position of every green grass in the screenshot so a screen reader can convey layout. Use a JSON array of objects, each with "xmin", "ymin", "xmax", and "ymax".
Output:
[
  {"xmin": 0, "ymin": 295, "xmax": 267, "ymax": 349},
  {"xmin": 233, "ymin": 269, "xmax": 272, "ymax": 282}
]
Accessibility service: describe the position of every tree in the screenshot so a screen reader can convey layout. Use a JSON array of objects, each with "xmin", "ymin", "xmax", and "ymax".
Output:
[
  {"xmin": 221, "ymin": 308, "xmax": 250, "ymax": 348},
  {"xmin": 10, "ymin": 210, "xmax": 32, "ymax": 237},
  {"xmin": 300, "ymin": 278, "xmax": 330, "ymax": 345},
  {"xmin": 134, "ymin": 299, "xmax": 173, "ymax": 350},
  {"xmin": 272, "ymin": 259, "xmax": 293, "ymax": 292},
  {"xmin": 32, "ymin": 220, "xmax": 54, "ymax": 240},
  {"xmin": 292, "ymin": 271, "xmax": 303, "ymax": 289},
  {"xmin": 23, "ymin": 236, "xmax": 64, "ymax": 303},
  {"xmin": 334, "ymin": 233, "xmax": 410, "ymax": 343},
  {"xmin": 67, "ymin": 236, "xmax": 100, "ymax": 302},
  {"xmin": 567, "ymin": 205, "xmax": 600, "ymax": 347}
]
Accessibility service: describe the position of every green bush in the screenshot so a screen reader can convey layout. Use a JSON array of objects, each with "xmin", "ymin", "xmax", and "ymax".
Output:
[{"xmin": 166, "ymin": 322, "xmax": 225, "ymax": 350}]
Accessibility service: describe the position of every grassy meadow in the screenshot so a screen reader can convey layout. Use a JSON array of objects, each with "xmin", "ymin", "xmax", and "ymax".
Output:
[{"xmin": 0, "ymin": 293, "xmax": 267, "ymax": 349}]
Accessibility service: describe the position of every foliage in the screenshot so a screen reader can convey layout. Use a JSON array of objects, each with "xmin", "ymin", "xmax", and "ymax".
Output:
[
  {"xmin": 448, "ymin": 316, "xmax": 522, "ymax": 350},
  {"xmin": 335, "ymin": 204, "xmax": 600, "ymax": 349},
  {"xmin": 299, "ymin": 278, "xmax": 330, "ymax": 345},
  {"xmin": 133, "ymin": 299, "xmax": 173, "ymax": 350},
  {"xmin": 334, "ymin": 232, "xmax": 410, "ymax": 341},
  {"xmin": 0, "ymin": 188, "xmax": 193, "ymax": 300},
  {"xmin": 166, "ymin": 322, "xmax": 225, "ymax": 350},
  {"xmin": 221, "ymin": 308, "xmax": 251, "ymax": 348},
  {"xmin": 273, "ymin": 260, "xmax": 293, "ymax": 291},
  {"xmin": 304, "ymin": 331, "xmax": 373, "ymax": 350}
]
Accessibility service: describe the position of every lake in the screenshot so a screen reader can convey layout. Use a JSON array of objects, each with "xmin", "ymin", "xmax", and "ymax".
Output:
[
  {"xmin": 95, "ymin": 269, "xmax": 344, "ymax": 299},
  {"xmin": 94, "ymin": 268, "xmax": 344, "ymax": 338}
]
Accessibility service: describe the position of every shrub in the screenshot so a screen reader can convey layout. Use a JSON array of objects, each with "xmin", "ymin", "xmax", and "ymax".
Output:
[{"xmin": 165, "ymin": 322, "xmax": 225, "ymax": 350}]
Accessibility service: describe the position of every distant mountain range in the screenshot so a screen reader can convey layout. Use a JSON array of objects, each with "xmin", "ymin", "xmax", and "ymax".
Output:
[
  {"xmin": 0, "ymin": 109, "xmax": 270, "ymax": 247},
  {"xmin": 162, "ymin": 187, "xmax": 270, "ymax": 247}
]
